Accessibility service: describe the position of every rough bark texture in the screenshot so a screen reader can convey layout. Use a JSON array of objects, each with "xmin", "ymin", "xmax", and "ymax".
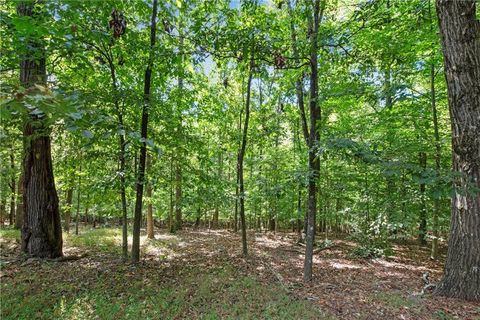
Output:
[
  {"xmin": 19, "ymin": 1, "xmax": 62, "ymax": 258},
  {"xmin": 435, "ymin": 0, "xmax": 480, "ymax": 301},
  {"xmin": 131, "ymin": 0, "xmax": 158, "ymax": 262},
  {"xmin": 304, "ymin": 0, "xmax": 322, "ymax": 282}
]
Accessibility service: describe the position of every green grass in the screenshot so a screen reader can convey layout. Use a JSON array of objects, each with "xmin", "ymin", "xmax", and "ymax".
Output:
[
  {"xmin": 1, "ymin": 264, "xmax": 324, "ymax": 319},
  {"xmin": 0, "ymin": 228, "xmax": 20, "ymax": 241},
  {"xmin": 64, "ymin": 227, "xmax": 125, "ymax": 253}
]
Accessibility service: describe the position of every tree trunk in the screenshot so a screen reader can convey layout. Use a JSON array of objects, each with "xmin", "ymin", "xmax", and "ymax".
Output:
[
  {"xmin": 237, "ymin": 52, "xmax": 254, "ymax": 256},
  {"xmin": 64, "ymin": 189, "xmax": 73, "ymax": 233},
  {"xmin": 146, "ymin": 154, "xmax": 154, "ymax": 239},
  {"xmin": 418, "ymin": 152, "xmax": 427, "ymax": 245},
  {"xmin": 169, "ymin": 156, "xmax": 174, "ymax": 233},
  {"xmin": 75, "ymin": 163, "xmax": 81, "ymax": 236},
  {"xmin": 175, "ymin": 161, "xmax": 182, "ymax": 231},
  {"xmin": 213, "ymin": 150, "xmax": 222, "ymax": 229},
  {"xmin": 132, "ymin": 0, "xmax": 158, "ymax": 263},
  {"xmin": 19, "ymin": 1, "xmax": 62, "ymax": 258},
  {"xmin": 304, "ymin": 0, "xmax": 323, "ymax": 282},
  {"xmin": 107, "ymin": 57, "xmax": 129, "ymax": 260},
  {"xmin": 14, "ymin": 174, "xmax": 24, "ymax": 229},
  {"xmin": 434, "ymin": 0, "xmax": 480, "ymax": 301},
  {"xmin": 9, "ymin": 149, "xmax": 15, "ymax": 226},
  {"xmin": 430, "ymin": 49, "xmax": 441, "ymax": 260},
  {"xmin": 0, "ymin": 198, "xmax": 6, "ymax": 226}
]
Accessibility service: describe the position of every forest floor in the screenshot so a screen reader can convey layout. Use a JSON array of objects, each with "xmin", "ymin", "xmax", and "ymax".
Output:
[{"xmin": 1, "ymin": 227, "xmax": 479, "ymax": 320}]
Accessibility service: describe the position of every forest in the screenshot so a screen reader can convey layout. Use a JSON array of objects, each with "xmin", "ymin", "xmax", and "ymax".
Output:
[{"xmin": 0, "ymin": 0, "xmax": 479, "ymax": 319}]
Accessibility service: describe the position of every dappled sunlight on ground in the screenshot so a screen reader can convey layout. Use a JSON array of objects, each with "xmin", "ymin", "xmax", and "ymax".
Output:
[{"xmin": 1, "ymin": 227, "xmax": 478, "ymax": 320}]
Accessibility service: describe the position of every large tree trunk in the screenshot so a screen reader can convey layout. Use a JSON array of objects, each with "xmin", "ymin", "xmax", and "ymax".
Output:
[
  {"xmin": 435, "ymin": 0, "xmax": 480, "ymax": 301},
  {"xmin": 131, "ymin": 0, "xmax": 158, "ymax": 262},
  {"xmin": 303, "ymin": 0, "xmax": 323, "ymax": 282},
  {"xmin": 18, "ymin": 1, "xmax": 62, "ymax": 258}
]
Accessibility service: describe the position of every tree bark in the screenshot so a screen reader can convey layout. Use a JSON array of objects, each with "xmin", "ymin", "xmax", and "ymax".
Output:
[
  {"xmin": 19, "ymin": 1, "xmax": 62, "ymax": 258},
  {"xmin": 9, "ymin": 149, "xmax": 15, "ymax": 226},
  {"xmin": 238, "ymin": 53, "xmax": 254, "ymax": 256},
  {"xmin": 107, "ymin": 57, "xmax": 129, "ymax": 260},
  {"xmin": 64, "ymin": 188, "xmax": 73, "ymax": 233},
  {"xmin": 132, "ymin": 0, "xmax": 158, "ymax": 262},
  {"xmin": 175, "ymin": 161, "xmax": 182, "ymax": 231},
  {"xmin": 418, "ymin": 152, "xmax": 427, "ymax": 245},
  {"xmin": 304, "ymin": 0, "xmax": 323, "ymax": 282},
  {"xmin": 146, "ymin": 153, "xmax": 154, "ymax": 239},
  {"xmin": 213, "ymin": 150, "xmax": 222, "ymax": 228},
  {"xmin": 430, "ymin": 46, "xmax": 441, "ymax": 260},
  {"xmin": 75, "ymin": 162, "xmax": 82, "ymax": 236},
  {"xmin": 435, "ymin": 0, "xmax": 480, "ymax": 301}
]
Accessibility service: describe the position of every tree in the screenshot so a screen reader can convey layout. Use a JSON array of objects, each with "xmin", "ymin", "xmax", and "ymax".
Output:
[
  {"xmin": 131, "ymin": 0, "xmax": 159, "ymax": 263},
  {"xmin": 434, "ymin": 0, "xmax": 480, "ymax": 301},
  {"xmin": 18, "ymin": 0, "xmax": 62, "ymax": 258},
  {"xmin": 304, "ymin": 0, "xmax": 324, "ymax": 282}
]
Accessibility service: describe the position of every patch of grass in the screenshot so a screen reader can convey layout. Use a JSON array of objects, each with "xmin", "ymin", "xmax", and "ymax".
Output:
[
  {"xmin": 0, "ymin": 228, "xmax": 20, "ymax": 241},
  {"xmin": 1, "ymin": 262, "xmax": 324, "ymax": 320},
  {"xmin": 64, "ymin": 227, "xmax": 125, "ymax": 253},
  {"xmin": 370, "ymin": 291, "xmax": 418, "ymax": 309}
]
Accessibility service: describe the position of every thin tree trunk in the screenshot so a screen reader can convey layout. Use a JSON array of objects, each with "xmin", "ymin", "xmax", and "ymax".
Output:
[
  {"xmin": 169, "ymin": 156, "xmax": 174, "ymax": 233},
  {"xmin": 107, "ymin": 58, "xmax": 129, "ymax": 260},
  {"xmin": 418, "ymin": 152, "xmax": 427, "ymax": 245},
  {"xmin": 146, "ymin": 153, "xmax": 154, "ymax": 239},
  {"xmin": 75, "ymin": 162, "xmax": 82, "ymax": 236},
  {"xmin": 64, "ymin": 189, "xmax": 73, "ymax": 233},
  {"xmin": 434, "ymin": 0, "xmax": 480, "ymax": 301},
  {"xmin": 238, "ymin": 52, "xmax": 255, "ymax": 256},
  {"xmin": 14, "ymin": 174, "xmax": 24, "ymax": 229},
  {"xmin": 430, "ymin": 42, "xmax": 441, "ymax": 260},
  {"xmin": 213, "ymin": 150, "xmax": 222, "ymax": 228},
  {"xmin": 18, "ymin": 1, "xmax": 62, "ymax": 258},
  {"xmin": 304, "ymin": 0, "xmax": 323, "ymax": 282},
  {"xmin": 131, "ymin": 0, "xmax": 158, "ymax": 263},
  {"xmin": 9, "ymin": 149, "xmax": 15, "ymax": 226},
  {"xmin": 175, "ymin": 162, "xmax": 182, "ymax": 231}
]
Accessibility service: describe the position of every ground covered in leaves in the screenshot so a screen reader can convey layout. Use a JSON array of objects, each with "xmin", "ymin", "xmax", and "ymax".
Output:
[{"xmin": 1, "ymin": 227, "xmax": 479, "ymax": 320}]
